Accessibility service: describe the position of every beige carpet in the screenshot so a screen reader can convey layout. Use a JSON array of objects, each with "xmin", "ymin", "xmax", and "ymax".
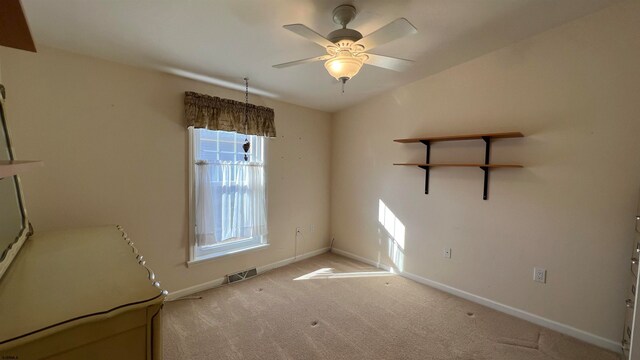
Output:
[{"xmin": 163, "ymin": 252, "xmax": 620, "ymax": 360}]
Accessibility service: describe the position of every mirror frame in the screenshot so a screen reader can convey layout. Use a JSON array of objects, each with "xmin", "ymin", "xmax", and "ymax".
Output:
[{"xmin": 0, "ymin": 86, "xmax": 32, "ymax": 280}]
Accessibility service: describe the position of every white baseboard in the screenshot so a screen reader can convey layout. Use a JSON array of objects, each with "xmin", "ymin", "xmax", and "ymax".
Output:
[
  {"xmin": 330, "ymin": 247, "xmax": 621, "ymax": 353},
  {"xmin": 165, "ymin": 276, "xmax": 226, "ymax": 301},
  {"xmin": 166, "ymin": 247, "xmax": 330, "ymax": 301},
  {"xmin": 258, "ymin": 246, "xmax": 330, "ymax": 273}
]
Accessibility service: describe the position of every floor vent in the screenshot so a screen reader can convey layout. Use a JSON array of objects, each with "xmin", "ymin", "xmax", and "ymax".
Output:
[{"xmin": 227, "ymin": 268, "xmax": 258, "ymax": 284}]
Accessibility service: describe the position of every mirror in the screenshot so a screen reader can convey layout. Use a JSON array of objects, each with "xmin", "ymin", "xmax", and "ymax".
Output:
[{"xmin": 0, "ymin": 96, "xmax": 28, "ymax": 273}]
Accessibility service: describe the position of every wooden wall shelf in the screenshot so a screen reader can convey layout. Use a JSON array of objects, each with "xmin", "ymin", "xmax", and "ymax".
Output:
[
  {"xmin": 394, "ymin": 132, "xmax": 523, "ymax": 143},
  {"xmin": 394, "ymin": 132, "xmax": 523, "ymax": 200},
  {"xmin": 394, "ymin": 163, "xmax": 522, "ymax": 168},
  {"xmin": 0, "ymin": 160, "xmax": 42, "ymax": 179}
]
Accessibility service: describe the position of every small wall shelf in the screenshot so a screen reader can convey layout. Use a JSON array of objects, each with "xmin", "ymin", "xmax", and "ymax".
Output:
[
  {"xmin": 394, "ymin": 132, "xmax": 523, "ymax": 200},
  {"xmin": 0, "ymin": 160, "xmax": 42, "ymax": 179},
  {"xmin": 394, "ymin": 132, "xmax": 523, "ymax": 143},
  {"xmin": 394, "ymin": 163, "xmax": 522, "ymax": 168}
]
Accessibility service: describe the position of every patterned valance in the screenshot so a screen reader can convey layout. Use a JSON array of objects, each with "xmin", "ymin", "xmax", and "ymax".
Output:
[{"xmin": 184, "ymin": 91, "xmax": 276, "ymax": 137}]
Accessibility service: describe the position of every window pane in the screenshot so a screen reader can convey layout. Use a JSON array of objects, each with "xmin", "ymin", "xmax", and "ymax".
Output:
[
  {"xmin": 199, "ymin": 140, "xmax": 218, "ymax": 159},
  {"xmin": 218, "ymin": 141, "xmax": 236, "ymax": 154},
  {"xmin": 197, "ymin": 129, "xmax": 217, "ymax": 141},
  {"xmin": 218, "ymin": 152, "xmax": 235, "ymax": 162},
  {"xmin": 217, "ymin": 130, "xmax": 236, "ymax": 142}
]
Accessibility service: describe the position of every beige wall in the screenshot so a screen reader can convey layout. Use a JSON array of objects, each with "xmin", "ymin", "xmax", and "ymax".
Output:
[
  {"xmin": 0, "ymin": 46, "xmax": 331, "ymax": 293},
  {"xmin": 331, "ymin": 0, "xmax": 640, "ymax": 342},
  {"xmin": 1, "ymin": 0, "xmax": 638, "ymax": 346}
]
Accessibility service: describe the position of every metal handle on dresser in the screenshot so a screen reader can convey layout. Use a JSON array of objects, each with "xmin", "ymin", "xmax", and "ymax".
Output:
[
  {"xmin": 627, "ymin": 299, "xmax": 634, "ymax": 309},
  {"xmin": 633, "ymin": 258, "xmax": 638, "ymax": 265}
]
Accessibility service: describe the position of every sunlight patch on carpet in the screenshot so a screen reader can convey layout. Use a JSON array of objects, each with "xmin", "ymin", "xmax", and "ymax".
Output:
[{"xmin": 294, "ymin": 267, "xmax": 395, "ymax": 280}]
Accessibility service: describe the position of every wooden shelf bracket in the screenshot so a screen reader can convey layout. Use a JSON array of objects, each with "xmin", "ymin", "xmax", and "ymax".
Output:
[
  {"xmin": 481, "ymin": 136, "xmax": 491, "ymax": 200},
  {"xmin": 419, "ymin": 140, "xmax": 431, "ymax": 194}
]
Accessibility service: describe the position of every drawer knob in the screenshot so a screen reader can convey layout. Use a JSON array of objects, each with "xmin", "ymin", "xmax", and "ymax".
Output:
[
  {"xmin": 627, "ymin": 299, "xmax": 634, "ymax": 308},
  {"xmin": 632, "ymin": 257, "xmax": 638, "ymax": 265}
]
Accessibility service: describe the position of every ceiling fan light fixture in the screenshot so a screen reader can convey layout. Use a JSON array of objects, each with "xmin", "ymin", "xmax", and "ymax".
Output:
[
  {"xmin": 273, "ymin": 4, "xmax": 418, "ymax": 85},
  {"xmin": 324, "ymin": 51, "xmax": 367, "ymax": 82}
]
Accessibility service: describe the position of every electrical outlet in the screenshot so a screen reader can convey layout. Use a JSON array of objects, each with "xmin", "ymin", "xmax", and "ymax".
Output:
[
  {"xmin": 443, "ymin": 248, "xmax": 452, "ymax": 259},
  {"xmin": 533, "ymin": 268, "xmax": 546, "ymax": 283}
]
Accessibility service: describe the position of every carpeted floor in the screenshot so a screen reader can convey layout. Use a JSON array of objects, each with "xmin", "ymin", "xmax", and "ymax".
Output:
[{"xmin": 163, "ymin": 252, "xmax": 620, "ymax": 360}]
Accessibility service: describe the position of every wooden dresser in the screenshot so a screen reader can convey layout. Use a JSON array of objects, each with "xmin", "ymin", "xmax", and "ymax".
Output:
[{"xmin": 0, "ymin": 225, "xmax": 166, "ymax": 360}]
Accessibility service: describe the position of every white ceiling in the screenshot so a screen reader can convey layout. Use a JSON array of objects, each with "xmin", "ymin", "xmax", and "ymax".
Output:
[{"xmin": 22, "ymin": 0, "xmax": 617, "ymax": 112}]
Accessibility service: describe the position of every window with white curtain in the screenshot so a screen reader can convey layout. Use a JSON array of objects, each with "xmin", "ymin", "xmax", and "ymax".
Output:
[{"xmin": 190, "ymin": 128, "xmax": 268, "ymax": 262}]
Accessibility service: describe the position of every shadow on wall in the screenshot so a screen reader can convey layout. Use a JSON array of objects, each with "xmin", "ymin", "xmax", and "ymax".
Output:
[{"xmin": 378, "ymin": 199, "xmax": 406, "ymax": 272}]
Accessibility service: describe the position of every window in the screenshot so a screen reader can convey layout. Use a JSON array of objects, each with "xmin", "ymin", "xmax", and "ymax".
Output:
[{"xmin": 189, "ymin": 128, "xmax": 268, "ymax": 263}]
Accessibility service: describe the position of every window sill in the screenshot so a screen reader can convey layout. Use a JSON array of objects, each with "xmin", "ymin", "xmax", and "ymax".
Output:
[{"xmin": 187, "ymin": 243, "xmax": 270, "ymax": 267}]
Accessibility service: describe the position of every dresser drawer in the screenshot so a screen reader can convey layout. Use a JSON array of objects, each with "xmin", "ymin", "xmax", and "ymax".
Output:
[{"xmin": 0, "ymin": 307, "xmax": 147, "ymax": 359}]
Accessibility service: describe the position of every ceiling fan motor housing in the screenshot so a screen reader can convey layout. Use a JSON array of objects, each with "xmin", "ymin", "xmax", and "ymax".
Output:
[
  {"xmin": 329, "ymin": 4, "xmax": 363, "ymax": 45},
  {"xmin": 328, "ymin": 28, "xmax": 363, "ymax": 44}
]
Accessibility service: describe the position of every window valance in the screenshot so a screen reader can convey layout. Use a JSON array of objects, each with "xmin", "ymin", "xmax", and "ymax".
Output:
[{"xmin": 184, "ymin": 91, "xmax": 276, "ymax": 137}]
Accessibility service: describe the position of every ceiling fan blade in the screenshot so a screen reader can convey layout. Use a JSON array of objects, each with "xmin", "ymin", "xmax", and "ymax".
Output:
[
  {"xmin": 354, "ymin": 18, "xmax": 417, "ymax": 51},
  {"xmin": 364, "ymin": 53, "xmax": 414, "ymax": 72},
  {"xmin": 283, "ymin": 24, "xmax": 336, "ymax": 48},
  {"xmin": 273, "ymin": 55, "xmax": 333, "ymax": 69}
]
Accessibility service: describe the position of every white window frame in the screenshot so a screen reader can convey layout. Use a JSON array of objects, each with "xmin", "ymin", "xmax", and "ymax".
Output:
[{"xmin": 187, "ymin": 127, "xmax": 269, "ymax": 266}]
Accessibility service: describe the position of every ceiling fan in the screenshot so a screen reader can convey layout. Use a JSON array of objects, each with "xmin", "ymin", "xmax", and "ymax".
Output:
[{"xmin": 273, "ymin": 4, "xmax": 418, "ymax": 88}]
